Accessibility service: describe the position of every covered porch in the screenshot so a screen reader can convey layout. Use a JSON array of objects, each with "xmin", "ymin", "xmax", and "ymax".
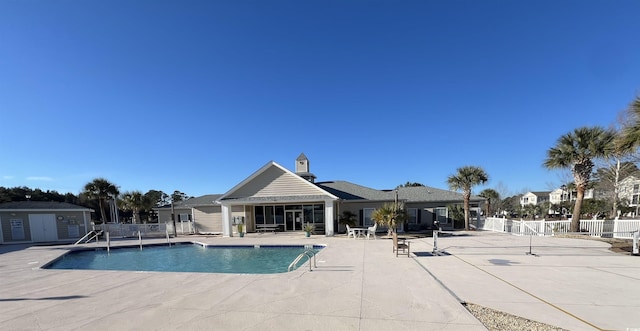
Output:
[{"xmin": 219, "ymin": 197, "xmax": 336, "ymax": 237}]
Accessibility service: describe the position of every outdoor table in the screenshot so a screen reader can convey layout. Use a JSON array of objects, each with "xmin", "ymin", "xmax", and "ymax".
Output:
[{"xmin": 352, "ymin": 228, "xmax": 368, "ymax": 239}]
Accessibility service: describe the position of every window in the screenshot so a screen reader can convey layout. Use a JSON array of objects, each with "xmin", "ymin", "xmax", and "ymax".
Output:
[
  {"xmin": 275, "ymin": 206, "xmax": 284, "ymax": 224},
  {"xmin": 633, "ymin": 195, "xmax": 639, "ymax": 205},
  {"xmin": 178, "ymin": 214, "xmax": 190, "ymax": 222},
  {"xmin": 265, "ymin": 206, "xmax": 274, "ymax": 224},
  {"xmin": 634, "ymin": 184, "xmax": 639, "ymax": 194},
  {"xmin": 255, "ymin": 206, "xmax": 264, "ymax": 224},
  {"xmin": 255, "ymin": 204, "xmax": 324, "ymax": 228},
  {"xmin": 313, "ymin": 204, "xmax": 324, "ymax": 224},
  {"xmin": 434, "ymin": 207, "xmax": 448, "ymax": 225},
  {"xmin": 303, "ymin": 205, "xmax": 314, "ymax": 223},
  {"xmin": 407, "ymin": 208, "xmax": 418, "ymax": 224},
  {"xmin": 10, "ymin": 219, "xmax": 25, "ymax": 240},
  {"xmin": 363, "ymin": 208, "xmax": 374, "ymax": 227}
]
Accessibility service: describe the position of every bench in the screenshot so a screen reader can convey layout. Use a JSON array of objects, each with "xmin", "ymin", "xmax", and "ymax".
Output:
[{"xmin": 256, "ymin": 224, "xmax": 279, "ymax": 233}]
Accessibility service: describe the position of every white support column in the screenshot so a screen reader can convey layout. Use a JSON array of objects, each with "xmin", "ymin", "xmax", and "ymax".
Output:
[
  {"xmin": 325, "ymin": 200, "xmax": 335, "ymax": 236},
  {"xmin": 222, "ymin": 204, "xmax": 233, "ymax": 237},
  {"xmin": 83, "ymin": 211, "xmax": 89, "ymax": 236}
]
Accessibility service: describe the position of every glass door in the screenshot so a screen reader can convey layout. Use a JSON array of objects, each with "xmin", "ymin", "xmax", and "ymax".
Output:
[{"xmin": 285, "ymin": 210, "xmax": 303, "ymax": 231}]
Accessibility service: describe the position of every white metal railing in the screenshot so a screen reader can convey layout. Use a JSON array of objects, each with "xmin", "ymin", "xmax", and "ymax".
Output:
[
  {"xmin": 74, "ymin": 230, "xmax": 103, "ymax": 245},
  {"xmin": 94, "ymin": 223, "xmax": 166, "ymax": 238}
]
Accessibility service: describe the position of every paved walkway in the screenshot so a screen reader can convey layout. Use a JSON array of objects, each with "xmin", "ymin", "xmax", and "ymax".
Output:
[
  {"xmin": 0, "ymin": 231, "xmax": 638, "ymax": 330},
  {"xmin": 411, "ymin": 231, "xmax": 640, "ymax": 331}
]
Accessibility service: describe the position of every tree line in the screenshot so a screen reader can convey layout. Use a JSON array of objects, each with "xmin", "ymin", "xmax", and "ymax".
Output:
[
  {"xmin": 443, "ymin": 96, "xmax": 640, "ymax": 233},
  {"xmin": 7, "ymin": 96, "xmax": 640, "ymax": 233},
  {"xmin": 0, "ymin": 180, "xmax": 192, "ymax": 224}
]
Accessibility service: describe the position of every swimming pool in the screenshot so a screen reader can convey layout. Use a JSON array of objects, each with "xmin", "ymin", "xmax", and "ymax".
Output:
[{"xmin": 45, "ymin": 243, "xmax": 324, "ymax": 274}]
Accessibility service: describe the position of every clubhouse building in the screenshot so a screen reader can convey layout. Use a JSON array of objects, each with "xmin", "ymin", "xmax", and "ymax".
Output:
[{"xmin": 158, "ymin": 154, "xmax": 484, "ymax": 236}]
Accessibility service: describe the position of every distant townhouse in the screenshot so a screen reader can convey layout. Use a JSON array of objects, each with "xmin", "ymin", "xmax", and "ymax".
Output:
[
  {"xmin": 549, "ymin": 188, "xmax": 569, "ymax": 205},
  {"xmin": 540, "ymin": 187, "xmax": 596, "ymax": 206},
  {"xmin": 520, "ymin": 191, "xmax": 551, "ymax": 207},
  {"xmin": 618, "ymin": 175, "xmax": 640, "ymax": 207}
]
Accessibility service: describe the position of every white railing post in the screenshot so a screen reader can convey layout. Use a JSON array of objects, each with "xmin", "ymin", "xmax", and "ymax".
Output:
[
  {"xmin": 633, "ymin": 230, "xmax": 639, "ymax": 256},
  {"xmin": 433, "ymin": 230, "xmax": 438, "ymax": 254}
]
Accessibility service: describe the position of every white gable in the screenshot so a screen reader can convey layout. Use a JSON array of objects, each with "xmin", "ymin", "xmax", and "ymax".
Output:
[{"xmin": 219, "ymin": 161, "xmax": 336, "ymax": 200}]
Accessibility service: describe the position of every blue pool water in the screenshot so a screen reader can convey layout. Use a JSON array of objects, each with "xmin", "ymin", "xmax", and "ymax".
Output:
[{"xmin": 45, "ymin": 244, "xmax": 323, "ymax": 274}]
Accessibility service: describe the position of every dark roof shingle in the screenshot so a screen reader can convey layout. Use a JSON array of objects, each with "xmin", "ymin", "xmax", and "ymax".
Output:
[
  {"xmin": 316, "ymin": 181, "xmax": 484, "ymax": 203},
  {"xmin": 0, "ymin": 201, "xmax": 92, "ymax": 210}
]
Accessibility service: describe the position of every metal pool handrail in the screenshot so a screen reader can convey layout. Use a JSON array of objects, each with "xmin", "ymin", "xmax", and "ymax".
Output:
[
  {"xmin": 73, "ymin": 230, "xmax": 103, "ymax": 245},
  {"xmin": 287, "ymin": 248, "xmax": 317, "ymax": 272}
]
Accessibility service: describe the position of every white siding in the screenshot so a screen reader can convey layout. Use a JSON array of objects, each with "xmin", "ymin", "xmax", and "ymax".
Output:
[
  {"xmin": 193, "ymin": 206, "xmax": 222, "ymax": 234},
  {"xmin": 157, "ymin": 208, "xmax": 190, "ymax": 225},
  {"xmin": 226, "ymin": 165, "xmax": 322, "ymax": 198}
]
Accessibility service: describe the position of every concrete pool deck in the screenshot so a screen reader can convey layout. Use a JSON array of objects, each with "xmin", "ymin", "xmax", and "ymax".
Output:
[{"xmin": 0, "ymin": 231, "xmax": 638, "ymax": 330}]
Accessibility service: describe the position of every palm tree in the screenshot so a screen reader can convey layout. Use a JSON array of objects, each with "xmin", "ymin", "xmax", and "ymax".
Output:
[
  {"xmin": 83, "ymin": 178, "xmax": 119, "ymax": 223},
  {"xmin": 447, "ymin": 166, "xmax": 489, "ymax": 230},
  {"xmin": 447, "ymin": 204, "xmax": 465, "ymax": 229},
  {"xmin": 610, "ymin": 97, "xmax": 640, "ymax": 216},
  {"xmin": 544, "ymin": 126, "xmax": 615, "ymax": 232},
  {"xmin": 479, "ymin": 188, "xmax": 500, "ymax": 217},
  {"xmin": 338, "ymin": 210, "xmax": 358, "ymax": 228},
  {"xmin": 617, "ymin": 97, "xmax": 640, "ymax": 153},
  {"xmin": 371, "ymin": 202, "xmax": 407, "ymax": 235},
  {"xmin": 522, "ymin": 203, "xmax": 539, "ymax": 220},
  {"xmin": 120, "ymin": 191, "xmax": 147, "ymax": 224}
]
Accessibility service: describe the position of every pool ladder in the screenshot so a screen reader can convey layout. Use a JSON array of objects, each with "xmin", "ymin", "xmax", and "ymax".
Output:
[
  {"xmin": 288, "ymin": 247, "xmax": 317, "ymax": 272},
  {"xmin": 73, "ymin": 230, "xmax": 103, "ymax": 245}
]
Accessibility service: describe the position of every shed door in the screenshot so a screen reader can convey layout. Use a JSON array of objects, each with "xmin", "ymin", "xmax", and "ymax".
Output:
[{"xmin": 29, "ymin": 214, "xmax": 58, "ymax": 242}]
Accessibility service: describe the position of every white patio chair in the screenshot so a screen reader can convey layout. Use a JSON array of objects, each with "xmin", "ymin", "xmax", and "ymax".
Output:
[
  {"xmin": 346, "ymin": 225, "xmax": 356, "ymax": 239},
  {"xmin": 366, "ymin": 223, "xmax": 377, "ymax": 240}
]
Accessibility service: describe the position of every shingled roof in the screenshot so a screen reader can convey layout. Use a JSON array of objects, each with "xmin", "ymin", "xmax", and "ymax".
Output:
[
  {"xmin": 157, "ymin": 194, "xmax": 223, "ymax": 208},
  {"xmin": 316, "ymin": 181, "xmax": 390, "ymax": 200},
  {"xmin": 396, "ymin": 185, "xmax": 483, "ymax": 203},
  {"xmin": 316, "ymin": 181, "xmax": 483, "ymax": 203},
  {"xmin": 0, "ymin": 201, "xmax": 93, "ymax": 210}
]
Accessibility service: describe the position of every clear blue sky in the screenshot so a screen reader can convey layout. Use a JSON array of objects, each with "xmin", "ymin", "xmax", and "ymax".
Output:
[{"xmin": 1, "ymin": 0, "xmax": 639, "ymax": 198}]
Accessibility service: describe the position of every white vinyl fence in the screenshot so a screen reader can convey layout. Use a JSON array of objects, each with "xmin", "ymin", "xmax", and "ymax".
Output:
[
  {"xmin": 613, "ymin": 220, "xmax": 640, "ymax": 239},
  {"xmin": 479, "ymin": 217, "xmax": 640, "ymax": 239}
]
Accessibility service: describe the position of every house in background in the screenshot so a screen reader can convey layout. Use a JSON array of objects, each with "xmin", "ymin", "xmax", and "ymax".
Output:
[
  {"xmin": 158, "ymin": 154, "xmax": 483, "ymax": 236},
  {"xmin": 549, "ymin": 188, "xmax": 570, "ymax": 205},
  {"xmin": 156, "ymin": 194, "xmax": 222, "ymax": 235},
  {"xmin": 529, "ymin": 187, "xmax": 598, "ymax": 216},
  {"xmin": 0, "ymin": 201, "xmax": 93, "ymax": 244},
  {"xmin": 618, "ymin": 176, "xmax": 640, "ymax": 207},
  {"xmin": 520, "ymin": 191, "xmax": 551, "ymax": 207}
]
